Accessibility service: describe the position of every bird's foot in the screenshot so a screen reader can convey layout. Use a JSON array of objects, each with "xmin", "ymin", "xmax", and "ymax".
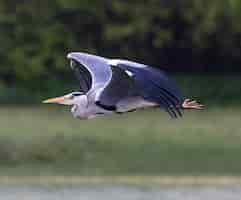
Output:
[{"xmin": 182, "ymin": 99, "xmax": 204, "ymax": 109}]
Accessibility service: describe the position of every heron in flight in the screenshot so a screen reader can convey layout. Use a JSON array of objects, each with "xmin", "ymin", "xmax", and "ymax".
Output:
[{"xmin": 43, "ymin": 52, "xmax": 203, "ymax": 119}]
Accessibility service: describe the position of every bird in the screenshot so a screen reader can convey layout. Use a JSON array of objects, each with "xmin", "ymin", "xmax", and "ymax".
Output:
[{"xmin": 43, "ymin": 52, "xmax": 203, "ymax": 119}]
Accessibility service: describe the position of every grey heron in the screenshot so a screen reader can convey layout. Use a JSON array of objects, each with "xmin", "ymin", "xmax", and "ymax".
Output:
[{"xmin": 43, "ymin": 52, "xmax": 203, "ymax": 119}]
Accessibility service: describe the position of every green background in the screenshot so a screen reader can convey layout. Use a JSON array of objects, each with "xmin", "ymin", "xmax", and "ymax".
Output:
[{"xmin": 0, "ymin": 0, "xmax": 241, "ymax": 176}]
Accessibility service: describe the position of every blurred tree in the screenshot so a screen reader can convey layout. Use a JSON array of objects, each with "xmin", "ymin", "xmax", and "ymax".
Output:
[{"xmin": 0, "ymin": 0, "xmax": 241, "ymax": 90}]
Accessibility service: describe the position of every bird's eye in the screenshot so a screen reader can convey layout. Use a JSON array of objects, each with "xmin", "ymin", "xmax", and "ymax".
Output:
[{"xmin": 70, "ymin": 60, "xmax": 78, "ymax": 69}]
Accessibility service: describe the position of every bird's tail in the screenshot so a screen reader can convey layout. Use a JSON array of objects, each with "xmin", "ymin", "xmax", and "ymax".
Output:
[{"xmin": 182, "ymin": 99, "xmax": 204, "ymax": 109}]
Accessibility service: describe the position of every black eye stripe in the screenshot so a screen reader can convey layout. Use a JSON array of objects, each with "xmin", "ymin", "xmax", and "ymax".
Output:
[{"xmin": 72, "ymin": 92, "xmax": 82, "ymax": 96}]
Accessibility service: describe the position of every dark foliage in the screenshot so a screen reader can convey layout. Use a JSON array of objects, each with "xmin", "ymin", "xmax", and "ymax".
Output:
[{"xmin": 0, "ymin": 0, "xmax": 241, "ymax": 89}]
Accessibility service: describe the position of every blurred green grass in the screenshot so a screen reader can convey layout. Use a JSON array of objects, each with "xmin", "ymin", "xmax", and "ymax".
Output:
[{"xmin": 0, "ymin": 105, "xmax": 241, "ymax": 176}]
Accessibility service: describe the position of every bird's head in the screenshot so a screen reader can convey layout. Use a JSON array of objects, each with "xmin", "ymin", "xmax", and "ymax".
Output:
[{"xmin": 42, "ymin": 92, "xmax": 88, "ymax": 107}]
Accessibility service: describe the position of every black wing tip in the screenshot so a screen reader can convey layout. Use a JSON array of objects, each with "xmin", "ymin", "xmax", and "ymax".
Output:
[{"xmin": 166, "ymin": 107, "xmax": 183, "ymax": 119}]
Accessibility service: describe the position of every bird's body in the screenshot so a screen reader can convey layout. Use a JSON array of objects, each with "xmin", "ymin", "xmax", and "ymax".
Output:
[
  {"xmin": 43, "ymin": 52, "xmax": 203, "ymax": 119},
  {"xmin": 71, "ymin": 96, "xmax": 157, "ymax": 119}
]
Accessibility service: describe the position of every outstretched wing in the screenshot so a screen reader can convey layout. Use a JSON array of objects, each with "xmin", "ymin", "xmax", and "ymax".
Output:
[
  {"xmin": 68, "ymin": 52, "xmax": 139, "ymax": 110},
  {"xmin": 108, "ymin": 59, "xmax": 184, "ymax": 118},
  {"xmin": 95, "ymin": 66, "xmax": 138, "ymax": 110},
  {"xmin": 67, "ymin": 52, "xmax": 112, "ymax": 94}
]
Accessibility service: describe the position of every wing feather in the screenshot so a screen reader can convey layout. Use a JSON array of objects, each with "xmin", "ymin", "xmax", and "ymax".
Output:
[
  {"xmin": 109, "ymin": 59, "xmax": 184, "ymax": 118},
  {"xmin": 96, "ymin": 66, "xmax": 138, "ymax": 110},
  {"xmin": 67, "ymin": 52, "xmax": 112, "ymax": 94}
]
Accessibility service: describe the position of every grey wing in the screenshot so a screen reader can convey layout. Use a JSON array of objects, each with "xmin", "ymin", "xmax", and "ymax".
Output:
[
  {"xmin": 108, "ymin": 59, "xmax": 184, "ymax": 118},
  {"xmin": 95, "ymin": 66, "xmax": 139, "ymax": 110},
  {"xmin": 67, "ymin": 52, "xmax": 112, "ymax": 93},
  {"xmin": 69, "ymin": 59, "xmax": 92, "ymax": 93}
]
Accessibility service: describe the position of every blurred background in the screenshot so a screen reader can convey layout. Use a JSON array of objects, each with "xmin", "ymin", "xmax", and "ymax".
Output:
[
  {"xmin": 1, "ymin": 1, "xmax": 241, "ymax": 198},
  {"xmin": 1, "ymin": 0, "xmax": 241, "ymax": 104}
]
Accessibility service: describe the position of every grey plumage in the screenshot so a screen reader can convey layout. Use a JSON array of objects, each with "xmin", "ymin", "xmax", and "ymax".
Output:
[{"xmin": 67, "ymin": 52, "xmax": 184, "ymax": 118}]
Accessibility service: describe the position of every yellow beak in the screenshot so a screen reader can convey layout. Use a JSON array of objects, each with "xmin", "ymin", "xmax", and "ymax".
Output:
[{"xmin": 42, "ymin": 96, "xmax": 67, "ymax": 104}]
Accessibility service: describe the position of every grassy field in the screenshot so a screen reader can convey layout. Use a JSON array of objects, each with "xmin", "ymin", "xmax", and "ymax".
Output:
[{"xmin": 0, "ymin": 105, "xmax": 240, "ymax": 176}]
